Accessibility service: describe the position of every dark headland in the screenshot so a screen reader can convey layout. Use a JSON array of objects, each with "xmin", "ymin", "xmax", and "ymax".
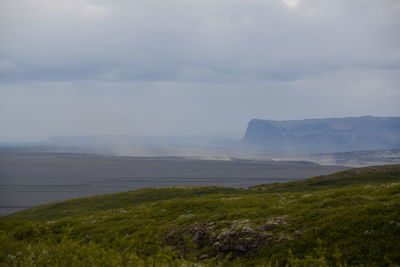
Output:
[{"xmin": 242, "ymin": 116, "xmax": 400, "ymax": 154}]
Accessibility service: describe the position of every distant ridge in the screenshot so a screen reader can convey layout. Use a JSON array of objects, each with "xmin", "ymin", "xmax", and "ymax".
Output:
[{"xmin": 242, "ymin": 116, "xmax": 400, "ymax": 154}]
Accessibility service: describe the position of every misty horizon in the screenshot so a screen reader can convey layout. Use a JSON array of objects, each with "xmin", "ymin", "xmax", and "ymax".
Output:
[{"xmin": 2, "ymin": 115, "xmax": 400, "ymax": 143}]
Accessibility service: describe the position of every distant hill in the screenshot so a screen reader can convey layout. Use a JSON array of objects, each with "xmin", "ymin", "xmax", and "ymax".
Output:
[
  {"xmin": 242, "ymin": 116, "xmax": 400, "ymax": 154},
  {"xmin": 45, "ymin": 134, "xmax": 235, "ymax": 148}
]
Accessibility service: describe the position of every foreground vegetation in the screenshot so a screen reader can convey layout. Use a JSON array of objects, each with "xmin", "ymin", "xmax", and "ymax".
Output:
[{"xmin": 1, "ymin": 164, "xmax": 400, "ymax": 266}]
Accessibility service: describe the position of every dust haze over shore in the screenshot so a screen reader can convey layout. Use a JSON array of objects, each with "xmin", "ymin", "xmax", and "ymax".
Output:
[{"xmin": 1, "ymin": 133, "xmax": 399, "ymax": 216}]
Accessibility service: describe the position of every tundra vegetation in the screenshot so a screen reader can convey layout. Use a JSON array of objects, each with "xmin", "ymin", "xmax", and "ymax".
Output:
[{"xmin": 1, "ymin": 165, "xmax": 400, "ymax": 266}]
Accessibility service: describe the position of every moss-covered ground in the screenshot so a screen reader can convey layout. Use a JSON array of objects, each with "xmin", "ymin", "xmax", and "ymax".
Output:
[{"xmin": 1, "ymin": 164, "xmax": 400, "ymax": 266}]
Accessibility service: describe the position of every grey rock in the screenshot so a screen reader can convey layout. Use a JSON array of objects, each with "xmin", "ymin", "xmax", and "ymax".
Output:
[
  {"xmin": 166, "ymin": 219, "xmax": 285, "ymax": 259},
  {"xmin": 242, "ymin": 116, "xmax": 400, "ymax": 154}
]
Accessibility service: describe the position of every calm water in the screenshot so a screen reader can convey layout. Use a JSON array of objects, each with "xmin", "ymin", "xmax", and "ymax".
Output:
[{"xmin": 0, "ymin": 153, "xmax": 347, "ymax": 216}]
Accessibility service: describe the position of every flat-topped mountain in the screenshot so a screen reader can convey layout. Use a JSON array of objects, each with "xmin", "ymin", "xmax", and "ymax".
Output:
[{"xmin": 242, "ymin": 116, "xmax": 400, "ymax": 154}]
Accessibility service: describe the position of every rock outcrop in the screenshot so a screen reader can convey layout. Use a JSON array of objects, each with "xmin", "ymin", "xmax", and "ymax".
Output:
[{"xmin": 166, "ymin": 217, "xmax": 291, "ymax": 259}]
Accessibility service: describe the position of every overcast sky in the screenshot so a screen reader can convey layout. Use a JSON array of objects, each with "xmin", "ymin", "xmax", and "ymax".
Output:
[{"xmin": 1, "ymin": 0, "xmax": 399, "ymax": 141}]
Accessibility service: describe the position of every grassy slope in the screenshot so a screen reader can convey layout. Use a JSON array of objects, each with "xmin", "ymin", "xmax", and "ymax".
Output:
[
  {"xmin": 5, "ymin": 186, "xmax": 247, "ymax": 221},
  {"xmin": 1, "ymin": 164, "xmax": 400, "ymax": 266},
  {"xmin": 250, "ymin": 164, "xmax": 400, "ymax": 192}
]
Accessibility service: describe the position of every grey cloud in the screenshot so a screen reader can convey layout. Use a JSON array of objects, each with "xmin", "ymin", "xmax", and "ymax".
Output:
[{"xmin": 1, "ymin": 0, "xmax": 399, "ymax": 83}]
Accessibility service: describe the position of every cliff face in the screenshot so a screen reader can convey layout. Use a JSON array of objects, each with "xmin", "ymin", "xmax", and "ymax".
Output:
[{"xmin": 242, "ymin": 116, "xmax": 400, "ymax": 154}]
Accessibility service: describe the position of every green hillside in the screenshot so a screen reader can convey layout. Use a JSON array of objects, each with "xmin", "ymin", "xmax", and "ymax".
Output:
[{"xmin": 1, "ymin": 164, "xmax": 400, "ymax": 266}]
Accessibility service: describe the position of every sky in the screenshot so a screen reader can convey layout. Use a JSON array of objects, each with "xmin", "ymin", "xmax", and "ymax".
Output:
[{"xmin": 0, "ymin": 0, "xmax": 399, "ymax": 142}]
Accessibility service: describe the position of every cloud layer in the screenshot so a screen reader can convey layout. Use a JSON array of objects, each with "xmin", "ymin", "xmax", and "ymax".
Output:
[{"xmin": 1, "ymin": 0, "xmax": 399, "ymax": 82}]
